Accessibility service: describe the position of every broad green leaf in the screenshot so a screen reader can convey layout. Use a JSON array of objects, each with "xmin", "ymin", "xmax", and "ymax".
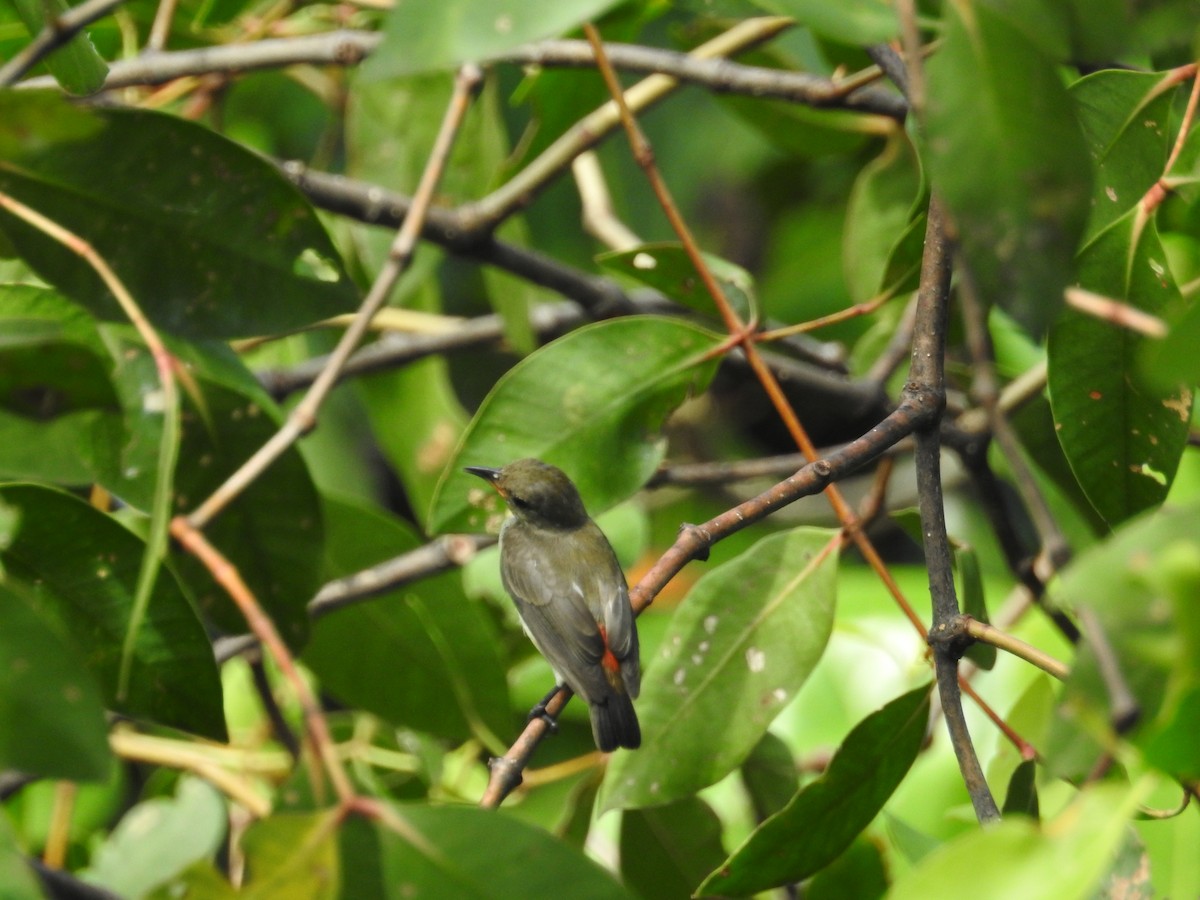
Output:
[
  {"xmin": 888, "ymin": 781, "xmax": 1148, "ymax": 900},
  {"xmin": 0, "ymin": 810, "xmax": 43, "ymax": 900},
  {"xmin": 364, "ymin": 0, "xmax": 621, "ymax": 79},
  {"xmin": 597, "ymin": 243, "xmax": 758, "ymax": 324},
  {"xmin": 698, "ymin": 684, "xmax": 929, "ymax": 896},
  {"xmin": 0, "ymin": 91, "xmax": 355, "ymax": 339},
  {"xmin": 1071, "ymin": 70, "xmax": 1173, "ymax": 242},
  {"xmin": 843, "ymin": 134, "xmax": 923, "ymax": 303},
  {"xmin": 303, "ymin": 497, "xmax": 511, "ymax": 745},
  {"xmin": 240, "ymin": 811, "xmax": 340, "ymax": 899},
  {"xmin": 754, "ymin": 0, "xmax": 898, "ymax": 44},
  {"xmin": 957, "ymin": 546, "xmax": 995, "ymax": 670},
  {"xmin": 619, "ymin": 797, "xmax": 727, "ymax": 900},
  {"xmin": 0, "ymin": 582, "xmax": 110, "ymax": 781},
  {"xmin": 83, "ymin": 777, "xmax": 226, "ymax": 898},
  {"xmin": 1045, "ymin": 501, "xmax": 1200, "ymax": 780},
  {"xmin": 1048, "ymin": 211, "xmax": 1191, "ymax": 525},
  {"xmin": 428, "ymin": 316, "xmax": 723, "ymax": 534},
  {"xmin": 11, "ymin": 0, "xmax": 107, "ymax": 95},
  {"xmin": 1001, "ymin": 759, "xmax": 1039, "ymax": 819},
  {"xmin": 601, "ymin": 527, "xmax": 839, "ymax": 811},
  {"xmin": 925, "ymin": 0, "xmax": 1091, "ymax": 334},
  {"xmin": 339, "ymin": 803, "xmax": 635, "ymax": 899},
  {"xmin": 0, "ymin": 483, "xmax": 225, "ymax": 740}
]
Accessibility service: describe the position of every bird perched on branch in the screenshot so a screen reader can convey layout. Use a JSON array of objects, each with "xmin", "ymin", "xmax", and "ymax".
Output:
[{"xmin": 466, "ymin": 458, "xmax": 641, "ymax": 751}]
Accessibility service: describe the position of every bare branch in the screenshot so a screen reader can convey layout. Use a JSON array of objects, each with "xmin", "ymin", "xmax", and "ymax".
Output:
[{"xmin": 0, "ymin": 0, "xmax": 123, "ymax": 88}]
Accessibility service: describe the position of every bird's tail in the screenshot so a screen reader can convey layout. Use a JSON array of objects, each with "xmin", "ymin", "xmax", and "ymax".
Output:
[{"xmin": 590, "ymin": 692, "xmax": 640, "ymax": 752}]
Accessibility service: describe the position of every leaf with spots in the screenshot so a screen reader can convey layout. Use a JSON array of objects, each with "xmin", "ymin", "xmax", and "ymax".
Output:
[
  {"xmin": 428, "ymin": 316, "xmax": 724, "ymax": 534},
  {"xmin": 0, "ymin": 483, "xmax": 224, "ymax": 740},
  {"xmin": 1048, "ymin": 209, "xmax": 1191, "ymax": 526},
  {"xmin": 0, "ymin": 91, "xmax": 355, "ymax": 339},
  {"xmin": 600, "ymin": 527, "xmax": 839, "ymax": 811}
]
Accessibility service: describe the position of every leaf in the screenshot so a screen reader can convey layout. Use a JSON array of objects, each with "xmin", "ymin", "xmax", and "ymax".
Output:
[
  {"xmin": 364, "ymin": 0, "xmax": 622, "ymax": 80},
  {"xmin": 302, "ymin": 497, "xmax": 511, "ymax": 744},
  {"xmin": 740, "ymin": 730, "xmax": 799, "ymax": 821},
  {"xmin": 1044, "ymin": 500, "xmax": 1200, "ymax": 780},
  {"xmin": 888, "ymin": 781, "xmax": 1148, "ymax": 900},
  {"xmin": 925, "ymin": 0, "xmax": 1091, "ymax": 334},
  {"xmin": 0, "ymin": 582, "xmax": 110, "ymax": 781},
  {"xmin": 0, "ymin": 91, "xmax": 355, "ymax": 339},
  {"xmin": 601, "ymin": 527, "xmax": 839, "ymax": 811},
  {"xmin": 428, "ymin": 316, "xmax": 724, "ymax": 534},
  {"xmin": 83, "ymin": 777, "xmax": 226, "ymax": 898},
  {"xmin": 1047, "ymin": 211, "xmax": 1191, "ymax": 525},
  {"xmin": 597, "ymin": 243, "xmax": 758, "ymax": 324},
  {"xmin": 1070, "ymin": 70, "xmax": 1174, "ymax": 243},
  {"xmin": 754, "ymin": 0, "xmax": 898, "ymax": 44},
  {"xmin": 0, "ymin": 483, "xmax": 225, "ymax": 740},
  {"xmin": 698, "ymin": 684, "xmax": 930, "ymax": 896},
  {"xmin": 957, "ymin": 546, "xmax": 995, "ymax": 670},
  {"xmin": 806, "ymin": 837, "xmax": 888, "ymax": 900},
  {"xmin": 11, "ymin": 0, "xmax": 107, "ymax": 95},
  {"xmin": 341, "ymin": 803, "xmax": 636, "ymax": 899},
  {"xmin": 240, "ymin": 811, "xmax": 340, "ymax": 899},
  {"xmin": 619, "ymin": 797, "xmax": 727, "ymax": 900},
  {"xmin": 0, "ymin": 810, "xmax": 43, "ymax": 900},
  {"xmin": 1001, "ymin": 759, "xmax": 1039, "ymax": 819}
]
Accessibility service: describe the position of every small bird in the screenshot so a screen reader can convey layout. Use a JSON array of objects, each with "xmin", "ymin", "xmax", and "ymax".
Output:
[{"xmin": 465, "ymin": 458, "xmax": 640, "ymax": 751}]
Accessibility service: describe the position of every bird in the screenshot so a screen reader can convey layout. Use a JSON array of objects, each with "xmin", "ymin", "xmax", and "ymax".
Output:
[{"xmin": 465, "ymin": 458, "xmax": 641, "ymax": 751}]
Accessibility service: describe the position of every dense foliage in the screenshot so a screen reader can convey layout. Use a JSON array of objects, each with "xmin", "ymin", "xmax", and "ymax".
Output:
[{"xmin": 1, "ymin": 0, "xmax": 1199, "ymax": 897}]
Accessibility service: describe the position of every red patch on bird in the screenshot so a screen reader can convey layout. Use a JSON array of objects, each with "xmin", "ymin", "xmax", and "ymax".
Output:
[{"xmin": 597, "ymin": 623, "xmax": 620, "ymax": 673}]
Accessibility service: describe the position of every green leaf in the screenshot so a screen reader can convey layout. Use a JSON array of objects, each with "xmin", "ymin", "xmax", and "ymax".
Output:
[
  {"xmin": 740, "ymin": 730, "xmax": 799, "ymax": 821},
  {"xmin": 340, "ymin": 803, "xmax": 635, "ymax": 899},
  {"xmin": 428, "ymin": 316, "xmax": 724, "ymax": 534},
  {"xmin": 364, "ymin": 0, "xmax": 622, "ymax": 80},
  {"xmin": 597, "ymin": 243, "xmax": 758, "ymax": 324},
  {"xmin": 601, "ymin": 527, "xmax": 839, "ymax": 811},
  {"xmin": 754, "ymin": 0, "xmax": 898, "ymax": 44},
  {"xmin": 302, "ymin": 497, "xmax": 511, "ymax": 745},
  {"xmin": 806, "ymin": 837, "xmax": 888, "ymax": 900},
  {"xmin": 0, "ymin": 810, "xmax": 43, "ymax": 900},
  {"xmin": 957, "ymin": 546, "xmax": 995, "ymax": 670},
  {"xmin": 1045, "ymin": 501, "xmax": 1200, "ymax": 780},
  {"xmin": 0, "ymin": 91, "xmax": 355, "ymax": 339},
  {"xmin": 925, "ymin": 0, "xmax": 1091, "ymax": 334},
  {"xmin": 698, "ymin": 684, "xmax": 930, "ymax": 896},
  {"xmin": 240, "ymin": 811, "xmax": 340, "ymax": 899},
  {"xmin": 1048, "ymin": 211, "xmax": 1191, "ymax": 525},
  {"xmin": 11, "ymin": 0, "xmax": 107, "ymax": 95},
  {"xmin": 888, "ymin": 781, "xmax": 1148, "ymax": 900},
  {"xmin": 0, "ymin": 483, "xmax": 225, "ymax": 739},
  {"xmin": 1070, "ymin": 70, "xmax": 1174, "ymax": 243},
  {"xmin": 1001, "ymin": 759, "xmax": 1039, "ymax": 819},
  {"xmin": 0, "ymin": 582, "xmax": 110, "ymax": 781},
  {"xmin": 83, "ymin": 777, "xmax": 226, "ymax": 898},
  {"xmin": 619, "ymin": 797, "xmax": 727, "ymax": 900},
  {"xmin": 843, "ymin": 134, "xmax": 923, "ymax": 303}
]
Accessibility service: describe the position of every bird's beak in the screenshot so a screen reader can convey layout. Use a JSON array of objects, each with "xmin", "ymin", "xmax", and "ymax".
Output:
[{"xmin": 464, "ymin": 466, "xmax": 502, "ymax": 485}]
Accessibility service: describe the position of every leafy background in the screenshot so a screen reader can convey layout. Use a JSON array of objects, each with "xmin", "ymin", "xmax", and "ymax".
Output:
[{"xmin": 2, "ymin": 0, "xmax": 1200, "ymax": 897}]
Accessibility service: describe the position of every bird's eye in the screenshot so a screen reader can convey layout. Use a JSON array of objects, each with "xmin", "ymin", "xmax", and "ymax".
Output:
[{"xmin": 511, "ymin": 495, "xmax": 531, "ymax": 510}]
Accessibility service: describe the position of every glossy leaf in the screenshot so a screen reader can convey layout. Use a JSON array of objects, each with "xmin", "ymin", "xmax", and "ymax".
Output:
[
  {"xmin": 0, "ymin": 91, "xmax": 355, "ymax": 339},
  {"xmin": 601, "ymin": 527, "xmax": 839, "ymax": 811},
  {"xmin": 925, "ymin": 0, "xmax": 1091, "ymax": 334},
  {"xmin": 303, "ymin": 497, "xmax": 511, "ymax": 744},
  {"xmin": 0, "ymin": 483, "xmax": 225, "ymax": 739},
  {"xmin": 1048, "ymin": 211, "xmax": 1191, "ymax": 525},
  {"xmin": 340, "ymin": 803, "xmax": 635, "ymax": 899},
  {"xmin": 365, "ymin": 0, "xmax": 622, "ymax": 79},
  {"xmin": 620, "ymin": 797, "xmax": 727, "ymax": 900},
  {"xmin": 0, "ymin": 582, "xmax": 110, "ymax": 781},
  {"xmin": 428, "ymin": 316, "xmax": 723, "ymax": 534},
  {"xmin": 698, "ymin": 684, "xmax": 929, "ymax": 896},
  {"xmin": 1071, "ymin": 70, "xmax": 1174, "ymax": 242},
  {"xmin": 598, "ymin": 243, "xmax": 757, "ymax": 324},
  {"xmin": 1045, "ymin": 501, "xmax": 1200, "ymax": 780},
  {"xmin": 889, "ymin": 781, "xmax": 1147, "ymax": 900},
  {"xmin": 11, "ymin": 0, "xmax": 107, "ymax": 95},
  {"xmin": 84, "ymin": 778, "xmax": 226, "ymax": 897}
]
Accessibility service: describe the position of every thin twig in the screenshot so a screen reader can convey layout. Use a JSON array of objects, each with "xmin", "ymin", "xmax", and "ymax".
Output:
[
  {"xmin": 962, "ymin": 616, "xmax": 1068, "ymax": 680},
  {"xmin": 187, "ymin": 64, "xmax": 482, "ymax": 529},
  {"xmin": 0, "ymin": 0, "xmax": 122, "ymax": 88}
]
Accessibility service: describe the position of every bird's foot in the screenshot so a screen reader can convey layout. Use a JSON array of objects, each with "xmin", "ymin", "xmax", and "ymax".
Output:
[{"xmin": 527, "ymin": 685, "xmax": 562, "ymax": 734}]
